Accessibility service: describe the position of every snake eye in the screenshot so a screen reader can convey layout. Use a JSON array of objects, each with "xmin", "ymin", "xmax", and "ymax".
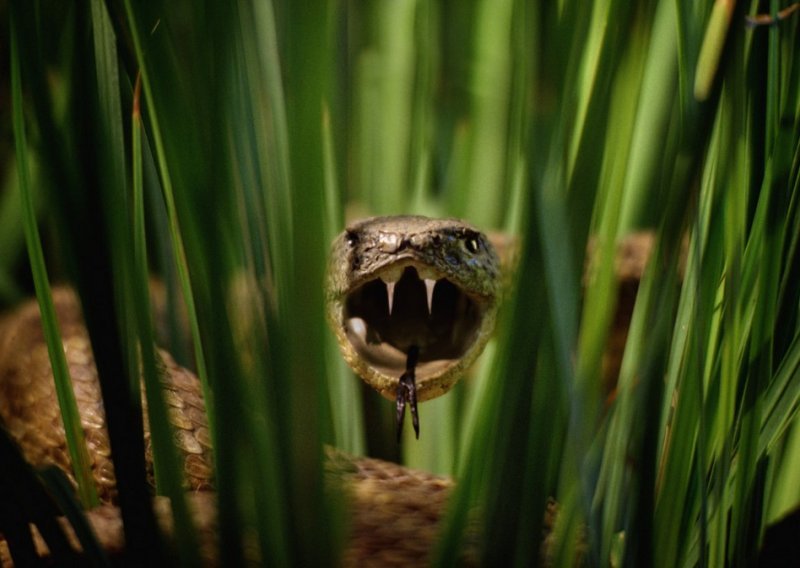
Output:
[{"xmin": 464, "ymin": 236, "xmax": 480, "ymax": 254}]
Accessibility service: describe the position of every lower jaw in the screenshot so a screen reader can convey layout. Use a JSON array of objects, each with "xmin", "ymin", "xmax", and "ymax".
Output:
[{"xmin": 339, "ymin": 329, "xmax": 488, "ymax": 403}]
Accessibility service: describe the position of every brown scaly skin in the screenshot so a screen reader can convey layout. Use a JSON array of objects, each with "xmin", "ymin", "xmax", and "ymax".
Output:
[
  {"xmin": 326, "ymin": 215, "xmax": 502, "ymax": 403},
  {"xmin": 0, "ymin": 288, "xmax": 214, "ymax": 505}
]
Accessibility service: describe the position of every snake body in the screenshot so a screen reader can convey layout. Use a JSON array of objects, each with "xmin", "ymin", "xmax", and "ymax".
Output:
[
  {"xmin": 0, "ymin": 212, "xmax": 654, "ymax": 565},
  {"xmin": 0, "ymin": 288, "xmax": 215, "ymax": 505},
  {"xmin": 0, "ymin": 286, "xmax": 464, "ymax": 566},
  {"xmin": 0, "ymin": 215, "xmax": 502, "ymax": 565}
]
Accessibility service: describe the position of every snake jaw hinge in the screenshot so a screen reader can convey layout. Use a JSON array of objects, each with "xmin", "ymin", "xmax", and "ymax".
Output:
[{"xmin": 396, "ymin": 345, "xmax": 420, "ymax": 443}]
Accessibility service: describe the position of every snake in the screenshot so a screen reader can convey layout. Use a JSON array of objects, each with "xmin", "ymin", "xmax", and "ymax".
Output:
[
  {"xmin": 0, "ymin": 215, "xmax": 652, "ymax": 565},
  {"xmin": 0, "ymin": 215, "xmax": 509, "ymax": 565}
]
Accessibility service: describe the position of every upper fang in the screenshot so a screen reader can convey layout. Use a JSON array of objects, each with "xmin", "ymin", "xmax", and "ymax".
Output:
[
  {"xmin": 386, "ymin": 280, "xmax": 396, "ymax": 315},
  {"xmin": 424, "ymin": 279, "xmax": 436, "ymax": 315}
]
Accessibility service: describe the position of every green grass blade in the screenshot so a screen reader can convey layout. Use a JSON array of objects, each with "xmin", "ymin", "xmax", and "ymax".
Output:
[
  {"xmin": 129, "ymin": 73, "xmax": 201, "ymax": 566},
  {"xmin": 323, "ymin": 105, "xmax": 366, "ymax": 455},
  {"xmin": 10, "ymin": 12, "xmax": 99, "ymax": 509},
  {"xmin": 119, "ymin": 2, "xmax": 212, "ymax": 427}
]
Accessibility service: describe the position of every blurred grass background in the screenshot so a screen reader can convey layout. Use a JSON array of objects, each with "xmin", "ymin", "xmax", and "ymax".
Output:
[{"xmin": 2, "ymin": 0, "xmax": 800, "ymax": 565}]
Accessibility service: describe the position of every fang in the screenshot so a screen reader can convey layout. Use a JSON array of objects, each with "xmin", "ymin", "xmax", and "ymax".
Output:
[
  {"xmin": 386, "ymin": 281, "xmax": 396, "ymax": 315},
  {"xmin": 424, "ymin": 279, "xmax": 436, "ymax": 315}
]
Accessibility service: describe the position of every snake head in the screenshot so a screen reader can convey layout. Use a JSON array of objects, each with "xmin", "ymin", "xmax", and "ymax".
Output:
[{"xmin": 326, "ymin": 215, "xmax": 501, "ymax": 402}]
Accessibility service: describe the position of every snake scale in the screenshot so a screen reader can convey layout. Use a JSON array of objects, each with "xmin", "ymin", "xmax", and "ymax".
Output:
[{"xmin": 0, "ymin": 216, "xmax": 654, "ymax": 565}]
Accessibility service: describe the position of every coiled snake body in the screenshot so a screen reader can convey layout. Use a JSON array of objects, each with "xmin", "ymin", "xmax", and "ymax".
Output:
[
  {"xmin": 0, "ymin": 214, "xmax": 652, "ymax": 565},
  {"xmin": 0, "ymin": 216, "xmax": 506, "ymax": 565}
]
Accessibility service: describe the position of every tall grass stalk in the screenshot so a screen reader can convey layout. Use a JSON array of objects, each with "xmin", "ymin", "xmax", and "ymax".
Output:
[{"xmin": 10, "ymin": 14, "xmax": 98, "ymax": 509}]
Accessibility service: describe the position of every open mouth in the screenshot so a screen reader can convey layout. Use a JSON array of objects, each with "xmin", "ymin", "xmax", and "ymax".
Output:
[{"xmin": 343, "ymin": 262, "xmax": 484, "ymax": 381}]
